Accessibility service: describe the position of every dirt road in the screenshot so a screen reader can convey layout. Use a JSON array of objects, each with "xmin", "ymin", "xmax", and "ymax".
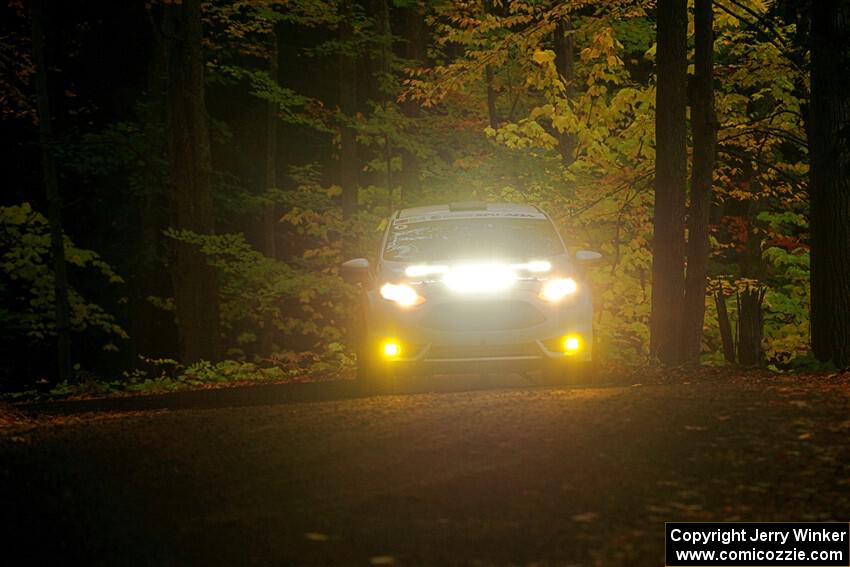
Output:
[{"xmin": 3, "ymin": 373, "xmax": 850, "ymax": 565}]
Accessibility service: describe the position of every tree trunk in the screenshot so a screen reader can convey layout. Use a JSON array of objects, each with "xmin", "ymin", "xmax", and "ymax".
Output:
[
  {"xmin": 480, "ymin": 0, "xmax": 499, "ymax": 131},
  {"xmin": 263, "ymin": 25, "xmax": 278, "ymax": 260},
  {"xmin": 133, "ymin": 8, "xmax": 170, "ymax": 360},
  {"xmin": 714, "ymin": 291, "xmax": 736, "ymax": 364},
  {"xmin": 736, "ymin": 285, "xmax": 765, "ymax": 366},
  {"xmin": 398, "ymin": 2, "xmax": 426, "ymax": 199},
  {"xmin": 164, "ymin": 0, "xmax": 220, "ymax": 363},
  {"xmin": 682, "ymin": 0, "xmax": 717, "ymax": 363},
  {"xmin": 485, "ymin": 64, "xmax": 499, "ymax": 130},
  {"xmin": 809, "ymin": 0, "xmax": 850, "ymax": 367},
  {"xmin": 553, "ymin": 18, "xmax": 577, "ymax": 166},
  {"xmin": 31, "ymin": 0, "xmax": 72, "ymax": 383},
  {"xmin": 373, "ymin": 0, "xmax": 393, "ymax": 207},
  {"xmin": 339, "ymin": 0, "xmax": 358, "ymax": 220},
  {"xmin": 650, "ymin": 0, "xmax": 688, "ymax": 364},
  {"xmin": 260, "ymin": 26, "xmax": 280, "ymax": 357},
  {"xmin": 373, "ymin": 0, "xmax": 391, "ymax": 81}
]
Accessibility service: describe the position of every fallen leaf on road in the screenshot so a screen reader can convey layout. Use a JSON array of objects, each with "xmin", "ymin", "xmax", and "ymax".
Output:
[
  {"xmin": 828, "ymin": 420, "xmax": 850, "ymax": 432},
  {"xmin": 684, "ymin": 425, "xmax": 707, "ymax": 431},
  {"xmin": 369, "ymin": 556, "xmax": 395, "ymax": 565},
  {"xmin": 571, "ymin": 512, "xmax": 598, "ymax": 523},
  {"xmin": 305, "ymin": 532, "xmax": 329, "ymax": 542},
  {"xmin": 797, "ymin": 432, "xmax": 813, "ymax": 440}
]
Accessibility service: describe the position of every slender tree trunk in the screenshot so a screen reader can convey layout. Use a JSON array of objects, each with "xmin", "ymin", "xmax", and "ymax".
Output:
[
  {"xmin": 741, "ymin": 198, "xmax": 766, "ymax": 280},
  {"xmin": 134, "ymin": 9, "xmax": 170, "ymax": 360},
  {"xmin": 810, "ymin": 0, "xmax": 850, "ymax": 367},
  {"xmin": 374, "ymin": 0, "xmax": 391, "ymax": 81},
  {"xmin": 650, "ymin": 0, "xmax": 688, "ymax": 364},
  {"xmin": 714, "ymin": 291, "xmax": 736, "ymax": 364},
  {"xmin": 481, "ymin": 0, "xmax": 499, "ymax": 129},
  {"xmin": 31, "ymin": 0, "xmax": 72, "ymax": 383},
  {"xmin": 682, "ymin": 0, "xmax": 717, "ymax": 363},
  {"xmin": 263, "ymin": 26, "xmax": 278, "ymax": 259},
  {"xmin": 373, "ymin": 0, "xmax": 393, "ymax": 207},
  {"xmin": 260, "ymin": 26, "xmax": 280, "ymax": 357},
  {"xmin": 553, "ymin": 18, "xmax": 577, "ymax": 166},
  {"xmin": 164, "ymin": 0, "xmax": 220, "ymax": 363},
  {"xmin": 485, "ymin": 64, "xmax": 499, "ymax": 130},
  {"xmin": 398, "ymin": 2, "xmax": 426, "ymax": 199},
  {"xmin": 339, "ymin": 0, "xmax": 358, "ymax": 220},
  {"xmin": 736, "ymin": 285, "xmax": 765, "ymax": 366}
]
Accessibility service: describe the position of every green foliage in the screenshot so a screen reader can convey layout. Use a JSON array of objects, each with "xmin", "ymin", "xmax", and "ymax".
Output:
[
  {"xmin": 163, "ymin": 227, "xmax": 352, "ymax": 353},
  {"xmin": 0, "ymin": 0, "xmax": 821, "ymax": 394},
  {"xmin": 0, "ymin": 203, "xmax": 127, "ymax": 347},
  {"xmin": 4, "ymin": 347, "xmax": 353, "ymax": 401},
  {"xmin": 762, "ymin": 245, "xmax": 810, "ymax": 366},
  {"xmin": 218, "ymin": 65, "xmax": 331, "ymax": 132},
  {"xmin": 153, "ymin": 163, "xmax": 384, "ymax": 359}
]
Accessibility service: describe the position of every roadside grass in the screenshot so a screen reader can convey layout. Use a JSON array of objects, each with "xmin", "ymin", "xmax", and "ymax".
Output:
[{"xmin": 3, "ymin": 351, "xmax": 354, "ymax": 403}]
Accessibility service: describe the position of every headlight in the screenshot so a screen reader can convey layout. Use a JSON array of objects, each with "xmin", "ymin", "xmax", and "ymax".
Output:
[
  {"xmin": 380, "ymin": 282, "xmax": 425, "ymax": 307},
  {"xmin": 539, "ymin": 277, "xmax": 578, "ymax": 302}
]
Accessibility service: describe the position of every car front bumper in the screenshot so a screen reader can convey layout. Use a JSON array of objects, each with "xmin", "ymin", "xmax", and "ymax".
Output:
[{"xmin": 363, "ymin": 280, "xmax": 593, "ymax": 372}]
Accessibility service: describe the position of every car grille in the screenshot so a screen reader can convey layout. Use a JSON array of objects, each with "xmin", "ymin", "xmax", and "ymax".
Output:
[
  {"xmin": 419, "ymin": 301, "xmax": 545, "ymax": 331},
  {"xmin": 427, "ymin": 343, "xmax": 539, "ymax": 359}
]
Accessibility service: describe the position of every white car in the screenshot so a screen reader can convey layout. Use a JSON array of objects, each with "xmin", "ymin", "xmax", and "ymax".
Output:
[{"xmin": 341, "ymin": 202, "xmax": 600, "ymax": 386}]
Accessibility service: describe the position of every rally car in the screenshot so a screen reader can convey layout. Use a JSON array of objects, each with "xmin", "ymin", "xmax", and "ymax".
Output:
[{"xmin": 341, "ymin": 202, "xmax": 600, "ymax": 386}]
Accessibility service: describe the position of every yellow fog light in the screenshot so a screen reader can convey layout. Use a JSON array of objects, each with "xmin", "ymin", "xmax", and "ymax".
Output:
[
  {"xmin": 381, "ymin": 340, "xmax": 401, "ymax": 359},
  {"xmin": 563, "ymin": 335, "xmax": 581, "ymax": 355}
]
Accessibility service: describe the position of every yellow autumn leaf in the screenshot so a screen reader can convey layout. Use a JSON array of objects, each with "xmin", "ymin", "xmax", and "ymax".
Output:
[
  {"xmin": 326, "ymin": 184, "xmax": 342, "ymax": 197},
  {"xmin": 532, "ymin": 49, "xmax": 555, "ymax": 65}
]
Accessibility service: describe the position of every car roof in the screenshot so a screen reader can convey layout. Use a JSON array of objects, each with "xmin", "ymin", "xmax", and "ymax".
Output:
[{"xmin": 395, "ymin": 202, "xmax": 546, "ymax": 222}]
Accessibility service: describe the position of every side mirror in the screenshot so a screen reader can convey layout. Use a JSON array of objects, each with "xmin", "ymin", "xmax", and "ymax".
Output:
[
  {"xmin": 575, "ymin": 250, "xmax": 603, "ymax": 264},
  {"xmin": 341, "ymin": 258, "xmax": 373, "ymax": 285}
]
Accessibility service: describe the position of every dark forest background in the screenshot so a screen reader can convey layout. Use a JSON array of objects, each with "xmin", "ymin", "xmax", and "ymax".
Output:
[{"xmin": 1, "ymin": 0, "xmax": 848, "ymax": 397}]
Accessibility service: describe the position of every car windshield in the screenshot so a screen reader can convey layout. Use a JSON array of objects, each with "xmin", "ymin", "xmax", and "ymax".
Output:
[{"xmin": 383, "ymin": 217, "xmax": 565, "ymax": 262}]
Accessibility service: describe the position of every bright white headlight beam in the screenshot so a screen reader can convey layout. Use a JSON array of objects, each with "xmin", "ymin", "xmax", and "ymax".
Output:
[
  {"xmin": 443, "ymin": 264, "xmax": 518, "ymax": 293},
  {"xmin": 540, "ymin": 277, "xmax": 578, "ymax": 302},
  {"xmin": 380, "ymin": 282, "xmax": 424, "ymax": 307},
  {"xmin": 405, "ymin": 264, "xmax": 449, "ymax": 278}
]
